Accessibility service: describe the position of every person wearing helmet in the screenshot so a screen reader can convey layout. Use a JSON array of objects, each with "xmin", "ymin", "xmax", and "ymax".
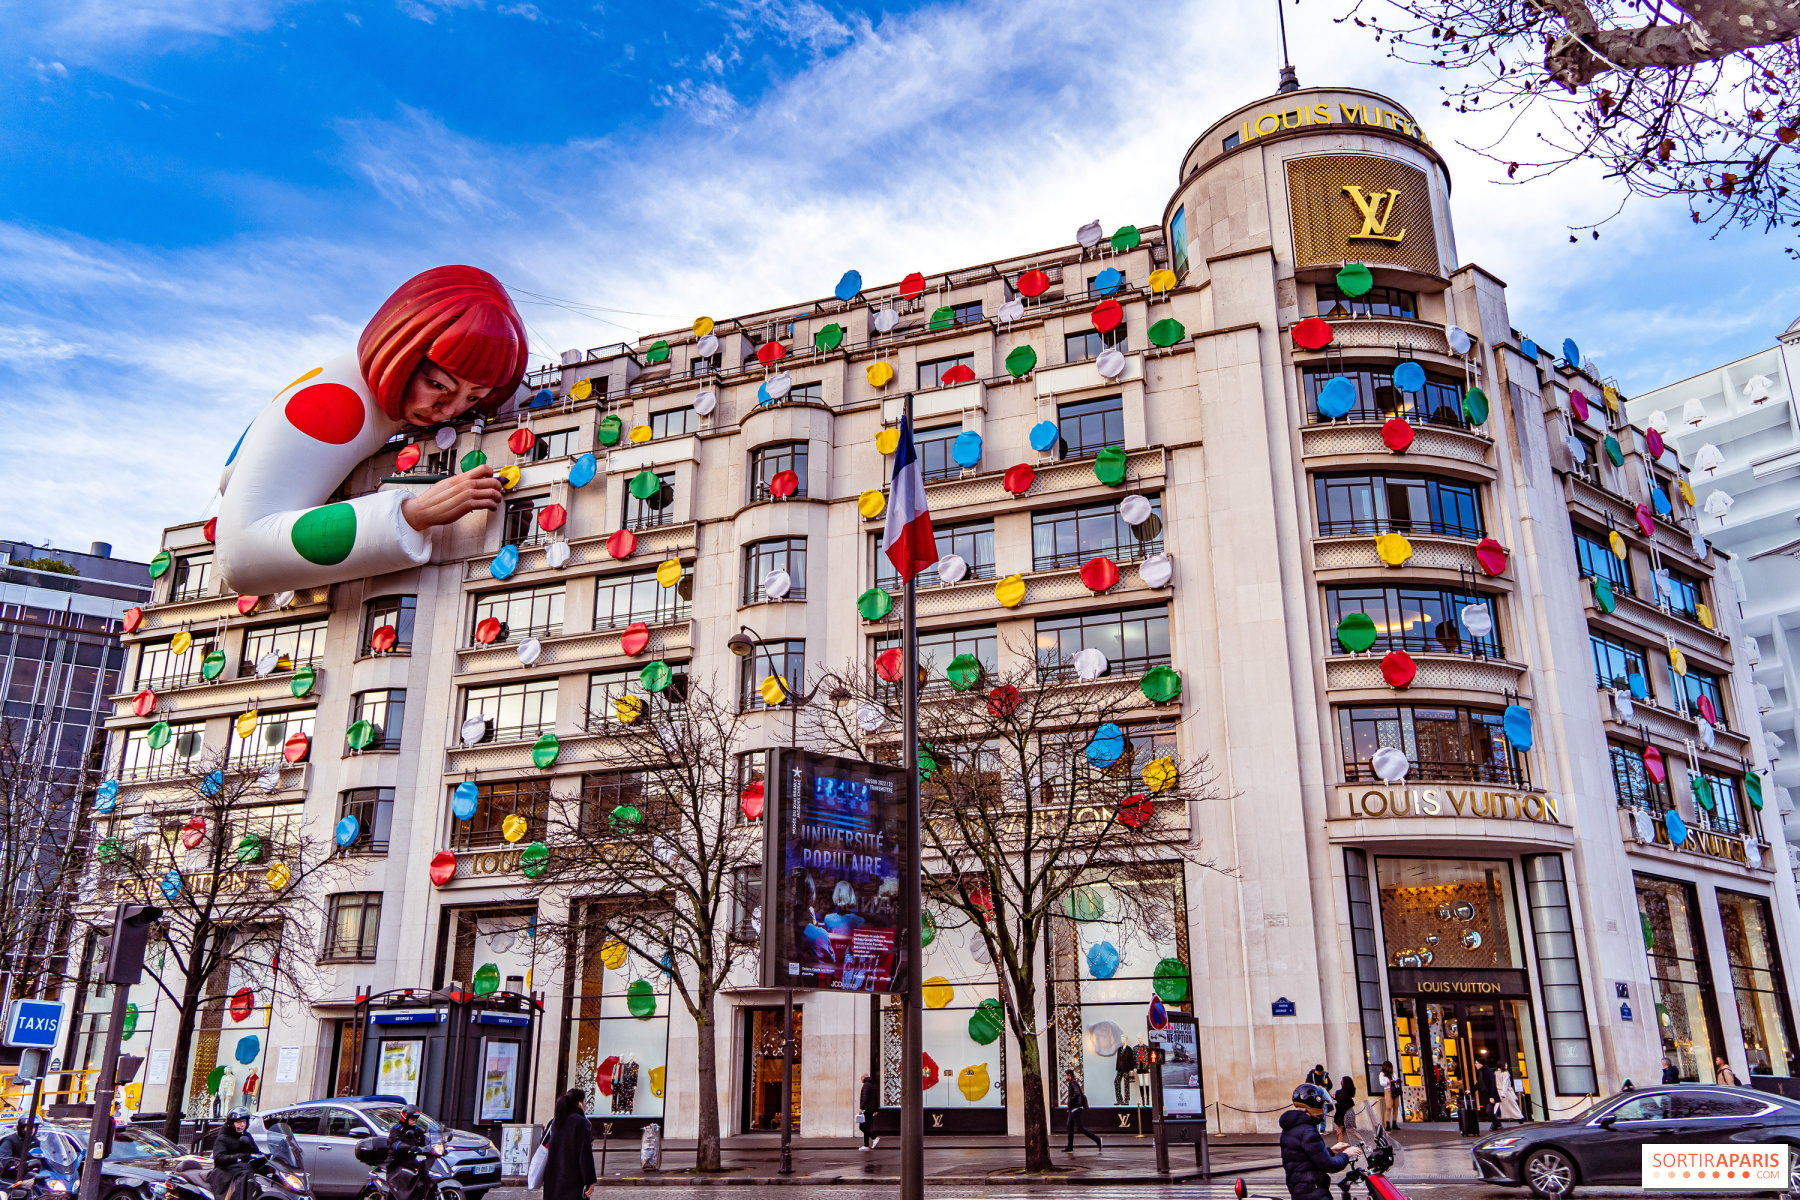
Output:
[
  {"xmin": 0, "ymin": 1119, "xmax": 38, "ymax": 1179},
  {"xmin": 1281, "ymin": 1083, "xmax": 1359, "ymax": 1200},
  {"xmin": 386, "ymin": 1105, "xmax": 435, "ymax": 1200},
  {"xmin": 210, "ymin": 1108, "xmax": 263, "ymax": 1200}
]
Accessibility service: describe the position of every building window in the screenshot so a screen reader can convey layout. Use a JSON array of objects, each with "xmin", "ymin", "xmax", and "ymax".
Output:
[
  {"xmin": 396, "ymin": 446, "xmax": 453, "ymax": 476},
  {"xmin": 917, "ymin": 354, "xmax": 974, "ymax": 390},
  {"xmin": 744, "ymin": 538, "xmax": 807, "ymax": 603},
  {"xmin": 749, "ymin": 442, "xmax": 807, "ymax": 502},
  {"xmin": 736, "ymin": 751, "xmax": 767, "ymax": 826},
  {"xmin": 1716, "ymin": 891, "xmax": 1798, "ymax": 1078},
  {"xmin": 449, "ymin": 778, "xmax": 550, "ymax": 849},
  {"xmin": 463, "ymin": 679, "xmax": 557, "ymax": 743},
  {"xmin": 1031, "ymin": 498, "xmax": 1163, "ymax": 572},
  {"xmin": 348, "ymin": 689, "xmax": 406, "ymax": 753},
  {"xmin": 875, "ymin": 625, "xmax": 998, "ymax": 694},
  {"xmin": 1658, "ymin": 567, "xmax": 1705, "ymax": 621},
  {"xmin": 587, "ymin": 663, "xmax": 689, "ymax": 727},
  {"xmin": 785, "ymin": 382, "xmax": 823, "ymax": 405},
  {"xmin": 1573, "ymin": 528, "xmax": 1632, "ymax": 591},
  {"xmin": 877, "ymin": 520, "xmax": 995, "ymax": 588},
  {"xmin": 620, "ymin": 469, "xmax": 676, "ymax": 529},
  {"xmin": 1637, "ymin": 874, "xmax": 1728, "ymax": 1083},
  {"xmin": 1610, "ymin": 743, "xmax": 1671, "ymax": 813},
  {"xmin": 119, "ymin": 720, "xmax": 205, "ymax": 780},
  {"xmin": 739, "ymin": 640, "xmax": 804, "ymax": 711},
  {"xmin": 1590, "ymin": 631, "xmax": 1649, "ymax": 691},
  {"xmin": 1064, "ymin": 326, "xmax": 1126, "ymax": 363},
  {"xmin": 134, "ymin": 633, "xmax": 217, "ymax": 691},
  {"xmin": 1316, "ymin": 282, "xmax": 1418, "ymax": 320},
  {"xmin": 689, "ymin": 349, "xmax": 721, "ymax": 376},
  {"xmin": 1325, "ymin": 586, "xmax": 1502, "ymax": 657},
  {"xmin": 1056, "ymin": 395, "xmax": 1125, "ymax": 460},
  {"xmin": 592, "ymin": 569, "xmax": 689, "ymax": 630},
  {"xmin": 471, "ymin": 584, "xmax": 563, "ymax": 646},
  {"xmin": 1035, "ymin": 605, "xmax": 1170, "ymax": 681},
  {"xmin": 322, "ymin": 893, "xmax": 382, "ymax": 961},
  {"xmin": 336, "ymin": 788, "xmax": 394, "ymax": 854},
  {"xmin": 647, "ymin": 407, "xmax": 697, "ymax": 440},
  {"xmin": 169, "ymin": 553, "xmax": 212, "ymax": 602},
  {"xmin": 1170, "ymin": 205, "xmax": 1189, "ymax": 277},
  {"xmin": 579, "ymin": 771, "xmax": 647, "ymax": 834},
  {"xmin": 1301, "ymin": 367, "xmax": 1468, "ymax": 428},
  {"xmin": 503, "ymin": 494, "xmax": 555, "ymax": 547},
  {"xmin": 950, "ymin": 300, "xmax": 983, "ymax": 324},
  {"xmin": 913, "ymin": 425, "xmax": 966, "ymax": 483},
  {"xmin": 1337, "ymin": 704, "xmax": 1528, "ymax": 786},
  {"xmin": 1314, "ymin": 473, "xmax": 1484, "ymax": 540},
  {"xmin": 1521, "ymin": 855, "xmax": 1598, "ymax": 1096},
  {"xmin": 228, "ymin": 708, "xmax": 316, "ymax": 770},
  {"xmin": 1694, "ymin": 770, "xmax": 1748, "ymax": 836},
  {"xmin": 239, "ymin": 618, "xmax": 329, "ymax": 678},
  {"xmin": 525, "ymin": 428, "xmax": 582, "ymax": 461},
  {"xmin": 1676, "ymin": 669, "xmax": 1728, "ymax": 727},
  {"xmin": 363, "ymin": 595, "xmax": 417, "ymax": 656}
]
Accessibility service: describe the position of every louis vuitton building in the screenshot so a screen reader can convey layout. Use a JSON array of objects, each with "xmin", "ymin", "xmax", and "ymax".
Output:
[{"xmin": 86, "ymin": 84, "xmax": 1795, "ymax": 1141}]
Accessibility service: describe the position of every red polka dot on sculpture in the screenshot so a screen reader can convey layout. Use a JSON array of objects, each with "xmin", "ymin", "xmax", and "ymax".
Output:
[
  {"xmin": 394, "ymin": 444, "xmax": 421, "ymax": 472},
  {"xmin": 285, "ymin": 383, "xmax": 366, "ymax": 445},
  {"xmin": 203, "ymin": 517, "xmax": 217, "ymax": 543},
  {"xmin": 1381, "ymin": 418, "xmax": 1415, "ymax": 452}
]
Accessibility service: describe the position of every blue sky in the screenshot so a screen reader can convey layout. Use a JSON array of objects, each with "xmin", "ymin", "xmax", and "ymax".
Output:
[{"xmin": 2, "ymin": 0, "xmax": 1794, "ymax": 559}]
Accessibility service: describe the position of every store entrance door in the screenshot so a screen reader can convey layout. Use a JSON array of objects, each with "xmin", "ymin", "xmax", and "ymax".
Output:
[
  {"xmin": 1392, "ymin": 997, "xmax": 1527, "ymax": 1123},
  {"xmin": 741, "ymin": 1006, "xmax": 801, "ymax": 1134}
]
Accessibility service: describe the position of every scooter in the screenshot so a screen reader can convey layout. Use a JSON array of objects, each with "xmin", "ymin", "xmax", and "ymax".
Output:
[
  {"xmin": 1232, "ymin": 1125, "xmax": 1408, "ymax": 1200},
  {"xmin": 352, "ymin": 1137, "xmax": 462, "ymax": 1200},
  {"xmin": 196, "ymin": 1122, "xmax": 311, "ymax": 1200},
  {"xmin": 6, "ymin": 1127, "xmax": 82, "ymax": 1200}
]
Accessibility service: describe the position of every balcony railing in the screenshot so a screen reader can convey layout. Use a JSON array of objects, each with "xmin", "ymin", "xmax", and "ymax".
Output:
[
  {"xmin": 469, "ymin": 619, "xmax": 563, "ymax": 649},
  {"xmin": 1032, "ymin": 540, "xmax": 1164, "ymax": 574},
  {"xmin": 1344, "ymin": 759, "xmax": 1530, "ymax": 788},
  {"xmin": 1037, "ymin": 652, "xmax": 1172, "ymax": 685},
  {"xmin": 1317, "ymin": 517, "xmax": 1485, "ymax": 541},
  {"xmin": 1307, "ymin": 399, "xmax": 1473, "ymax": 431}
]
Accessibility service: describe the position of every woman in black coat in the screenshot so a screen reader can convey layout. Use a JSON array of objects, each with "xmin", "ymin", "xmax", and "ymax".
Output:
[
  {"xmin": 1331, "ymin": 1076, "xmax": 1356, "ymax": 1140},
  {"xmin": 542, "ymin": 1090, "xmax": 596, "ymax": 1200}
]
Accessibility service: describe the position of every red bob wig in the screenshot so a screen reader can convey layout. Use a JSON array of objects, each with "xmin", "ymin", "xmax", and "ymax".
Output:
[{"xmin": 358, "ymin": 265, "xmax": 530, "ymax": 422}]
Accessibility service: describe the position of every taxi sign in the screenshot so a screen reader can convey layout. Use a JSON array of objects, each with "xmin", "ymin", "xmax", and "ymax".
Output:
[{"xmin": 4, "ymin": 999, "xmax": 67, "ymax": 1049}]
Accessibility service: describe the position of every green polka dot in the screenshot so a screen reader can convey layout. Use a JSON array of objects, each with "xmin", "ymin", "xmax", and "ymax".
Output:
[{"xmin": 292, "ymin": 504, "xmax": 357, "ymax": 566}]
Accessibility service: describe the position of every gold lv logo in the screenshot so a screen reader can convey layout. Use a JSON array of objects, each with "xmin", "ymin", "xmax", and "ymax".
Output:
[
  {"xmin": 1342, "ymin": 186, "xmax": 1405, "ymax": 244},
  {"xmin": 930, "ymin": 1113, "xmax": 944, "ymax": 1128}
]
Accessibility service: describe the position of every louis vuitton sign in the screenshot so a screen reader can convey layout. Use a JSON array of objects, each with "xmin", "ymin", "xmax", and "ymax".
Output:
[
  {"xmin": 1340, "ymin": 786, "xmax": 1565, "ymax": 826},
  {"xmin": 1287, "ymin": 154, "xmax": 1441, "ymax": 277}
]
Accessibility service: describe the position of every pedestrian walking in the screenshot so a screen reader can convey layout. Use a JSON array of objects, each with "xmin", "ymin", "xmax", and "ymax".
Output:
[
  {"xmin": 1063, "ymin": 1070, "xmax": 1102, "ymax": 1152},
  {"xmin": 1282, "ymin": 1084, "xmax": 1359, "ymax": 1200},
  {"xmin": 1305, "ymin": 1064, "xmax": 1330, "ymax": 1089},
  {"xmin": 1476, "ymin": 1060, "xmax": 1501, "ymax": 1131},
  {"xmin": 858, "ymin": 1074, "xmax": 880, "ymax": 1151},
  {"xmin": 543, "ymin": 1089, "xmax": 596, "ymax": 1200},
  {"xmin": 1715, "ymin": 1057, "xmax": 1738, "ymax": 1086},
  {"xmin": 1332, "ymin": 1076, "xmax": 1356, "ymax": 1140},
  {"xmin": 1661, "ymin": 1056, "xmax": 1680, "ymax": 1085},
  {"xmin": 1377, "ymin": 1061, "xmax": 1399, "ymax": 1130}
]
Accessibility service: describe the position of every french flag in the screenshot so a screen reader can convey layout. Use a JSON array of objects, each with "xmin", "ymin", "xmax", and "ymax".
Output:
[{"xmin": 882, "ymin": 414, "xmax": 938, "ymax": 581}]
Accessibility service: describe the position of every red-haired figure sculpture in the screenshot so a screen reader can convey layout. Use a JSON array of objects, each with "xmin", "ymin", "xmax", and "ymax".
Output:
[{"xmin": 214, "ymin": 266, "xmax": 528, "ymax": 594}]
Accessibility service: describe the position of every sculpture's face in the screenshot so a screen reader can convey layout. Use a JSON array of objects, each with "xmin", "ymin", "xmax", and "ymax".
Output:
[{"xmin": 401, "ymin": 358, "xmax": 495, "ymax": 427}]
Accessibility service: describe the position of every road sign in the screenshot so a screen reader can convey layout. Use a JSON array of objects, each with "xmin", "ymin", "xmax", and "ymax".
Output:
[{"xmin": 4, "ymin": 999, "xmax": 68, "ymax": 1049}]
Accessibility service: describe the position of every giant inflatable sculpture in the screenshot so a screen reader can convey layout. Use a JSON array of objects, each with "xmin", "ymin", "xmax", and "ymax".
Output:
[{"xmin": 214, "ymin": 266, "xmax": 528, "ymax": 595}]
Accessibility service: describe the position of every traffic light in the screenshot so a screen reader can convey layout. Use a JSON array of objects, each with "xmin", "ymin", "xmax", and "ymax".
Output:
[
  {"xmin": 115, "ymin": 1055, "xmax": 144, "ymax": 1085},
  {"xmin": 104, "ymin": 904, "xmax": 161, "ymax": 985}
]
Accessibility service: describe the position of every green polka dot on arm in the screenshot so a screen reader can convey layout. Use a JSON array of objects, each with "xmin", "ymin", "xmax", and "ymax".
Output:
[{"xmin": 291, "ymin": 503, "xmax": 357, "ymax": 566}]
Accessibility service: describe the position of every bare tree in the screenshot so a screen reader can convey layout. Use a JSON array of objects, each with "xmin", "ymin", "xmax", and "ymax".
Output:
[
  {"xmin": 0, "ymin": 718, "xmax": 91, "ymax": 999},
  {"xmin": 87, "ymin": 750, "xmax": 343, "ymax": 1140},
  {"xmin": 1340, "ymin": 0, "xmax": 1800, "ymax": 238},
  {"xmin": 808, "ymin": 653, "xmax": 1225, "ymax": 1174},
  {"xmin": 520, "ymin": 677, "xmax": 761, "ymax": 1173}
]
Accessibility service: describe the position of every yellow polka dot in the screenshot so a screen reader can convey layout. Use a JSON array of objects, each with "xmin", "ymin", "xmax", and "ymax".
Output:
[
  {"xmin": 630, "ymin": 424, "xmax": 653, "ymax": 443},
  {"xmin": 692, "ymin": 316, "xmax": 715, "ymax": 338},
  {"xmin": 875, "ymin": 427, "xmax": 900, "ymax": 455},
  {"xmin": 1149, "ymin": 268, "xmax": 1178, "ymax": 294},
  {"xmin": 923, "ymin": 977, "xmax": 954, "ymax": 1008},
  {"xmin": 496, "ymin": 464, "xmax": 521, "ymax": 490},
  {"xmin": 858, "ymin": 489, "xmax": 886, "ymax": 519}
]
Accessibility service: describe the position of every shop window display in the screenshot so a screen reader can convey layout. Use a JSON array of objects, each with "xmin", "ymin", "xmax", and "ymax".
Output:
[
  {"xmin": 1636, "ymin": 874, "xmax": 1727, "ymax": 1083},
  {"xmin": 881, "ymin": 907, "xmax": 1006, "ymax": 1124},
  {"xmin": 1046, "ymin": 872, "xmax": 1191, "ymax": 1122},
  {"xmin": 564, "ymin": 909, "xmax": 670, "ymax": 1125},
  {"xmin": 1717, "ymin": 890, "xmax": 1799, "ymax": 1077}
]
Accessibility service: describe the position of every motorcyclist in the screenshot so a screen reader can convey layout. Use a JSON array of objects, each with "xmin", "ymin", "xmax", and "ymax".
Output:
[
  {"xmin": 385, "ymin": 1106, "xmax": 435, "ymax": 1200},
  {"xmin": 210, "ymin": 1107, "xmax": 263, "ymax": 1200},
  {"xmin": 1281, "ymin": 1083, "xmax": 1360, "ymax": 1200},
  {"xmin": 0, "ymin": 1120, "xmax": 38, "ymax": 1180}
]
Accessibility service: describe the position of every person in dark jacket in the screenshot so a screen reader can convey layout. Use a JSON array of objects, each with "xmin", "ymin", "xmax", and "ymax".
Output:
[
  {"xmin": 210, "ymin": 1107, "xmax": 263, "ymax": 1200},
  {"xmin": 1115, "ymin": 1042, "xmax": 1136, "ymax": 1105},
  {"xmin": 858, "ymin": 1075, "xmax": 880, "ymax": 1151},
  {"xmin": 543, "ymin": 1089, "xmax": 596, "ymax": 1200},
  {"xmin": 0, "ymin": 1121, "xmax": 38, "ymax": 1181},
  {"xmin": 385, "ymin": 1106, "xmax": 436, "ymax": 1200},
  {"xmin": 1304, "ymin": 1064, "xmax": 1330, "ymax": 1089},
  {"xmin": 1661, "ymin": 1057, "xmax": 1681, "ymax": 1085},
  {"xmin": 1282, "ymin": 1084, "xmax": 1357, "ymax": 1200},
  {"xmin": 1062, "ymin": 1071, "xmax": 1102, "ymax": 1151},
  {"xmin": 1475, "ymin": 1061, "xmax": 1501, "ymax": 1131},
  {"xmin": 1331, "ymin": 1076, "xmax": 1356, "ymax": 1140}
]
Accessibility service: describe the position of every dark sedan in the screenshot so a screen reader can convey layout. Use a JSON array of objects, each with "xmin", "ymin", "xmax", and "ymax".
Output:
[{"xmin": 1472, "ymin": 1085, "xmax": 1800, "ymax": 1197}]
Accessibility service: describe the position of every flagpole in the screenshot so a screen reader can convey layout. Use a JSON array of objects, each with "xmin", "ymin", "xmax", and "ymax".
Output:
[{"xmin": 899, "ymin": 389, "xmax": 925, "ymax": 1200}]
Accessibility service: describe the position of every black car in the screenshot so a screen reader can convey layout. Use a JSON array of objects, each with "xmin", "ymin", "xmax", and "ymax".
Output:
[
  {"xmin": 0, "ymin": 1119, "xmax": 213, "ymax": 1200},
  {"xmin": 1472, "ymin": 1085, "xmax": 1800, "ymax": 1197}
]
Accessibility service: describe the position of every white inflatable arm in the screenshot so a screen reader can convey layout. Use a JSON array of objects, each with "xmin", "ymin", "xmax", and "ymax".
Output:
[{"xmin": 214, "ymin": 352, "xmax": 432, "ymax": 595}]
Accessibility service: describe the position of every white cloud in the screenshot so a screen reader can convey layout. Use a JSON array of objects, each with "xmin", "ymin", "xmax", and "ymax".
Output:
[
  {"xmin": 27, "ymin": 0, "xmax": 309, "ymax": 52},
  {"xmin": 1, "ymin": 0, "xmax": 1791, "ymax": 557}
]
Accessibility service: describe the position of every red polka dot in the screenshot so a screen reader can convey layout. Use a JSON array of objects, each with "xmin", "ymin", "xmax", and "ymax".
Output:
[{"xmin": 286, "ymin": 383, "xmax": 366, "ymax": 445}]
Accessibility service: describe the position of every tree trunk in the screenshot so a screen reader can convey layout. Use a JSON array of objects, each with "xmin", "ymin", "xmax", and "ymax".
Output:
[
  {"xmin": 692, "ymin": 993, "xmax": 721, "ymax": 1171},
  {"xmin": 1016, "ymin": 1023, "xmax": 1052, "ymax": 1173},
  {"xmin": 159, "ymin": 945, "xmax": 211, "ymax": 1144}
]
